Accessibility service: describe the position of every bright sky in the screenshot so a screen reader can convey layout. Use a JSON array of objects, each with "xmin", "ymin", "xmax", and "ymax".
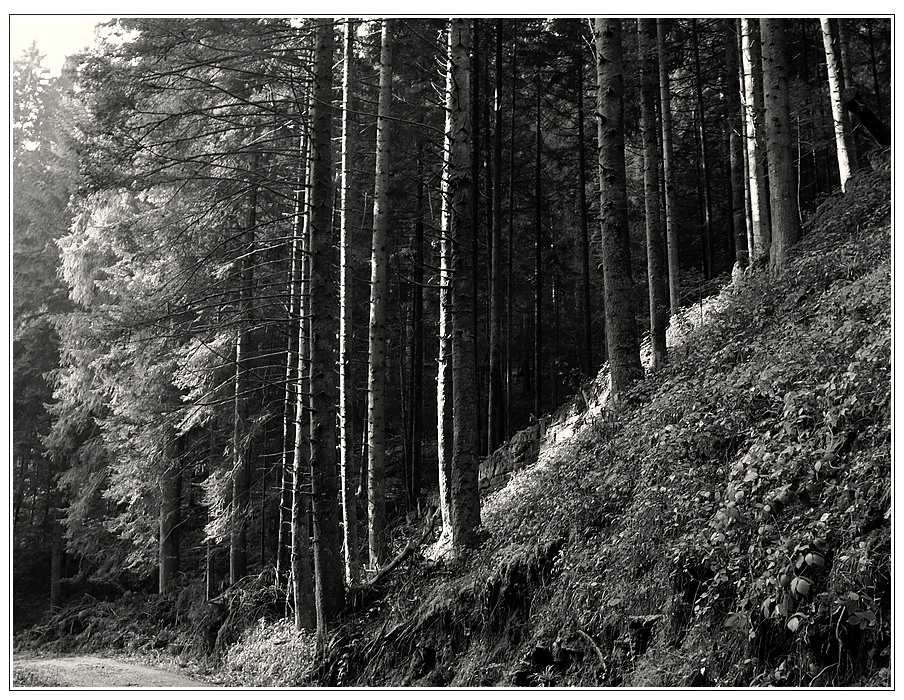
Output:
[{"xmin": 10, "ymin": 16, "xmax": 111, "ymax": 75}]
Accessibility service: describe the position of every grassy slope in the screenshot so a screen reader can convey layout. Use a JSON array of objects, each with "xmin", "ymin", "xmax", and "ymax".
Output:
[{"xmin": 314, "ymin": 164, "xmax": 890, "ymax": 688}]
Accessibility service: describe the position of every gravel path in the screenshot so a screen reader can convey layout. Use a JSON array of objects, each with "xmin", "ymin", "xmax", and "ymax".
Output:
[{"xmin": 12, "ymin": 655, "xmax": 216, "ymax": 688}]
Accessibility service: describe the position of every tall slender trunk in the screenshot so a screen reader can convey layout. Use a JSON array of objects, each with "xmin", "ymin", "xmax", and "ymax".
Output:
[
  {"xmin": 159, "ymin": 436, "xmax": 181, "ymax": 594},
  {"xmin": 470, "ymin": 20, "xmax": 483, "ymax": 456},
  {"xmin": 505, "ymin": 31, "xmax": 517, "ymax": 440},
  {"xmin": 638, "ymin": 18, "xmax": 667, "ymax": 368},
  {"xmin": 408, "ymin": 142, "xmax": 425, "ymax": 508},
  {"xmin": 487, "ymin": 20, "xmax": 504, "ymax": 454},
  {"xmin": 366, "ymin": 19, "xmax": 394, "ymax": 569},
  {"xmin": 291, "ymin": 137, "xmax": 315, "ymax": 630},
  {"xmin": 277, "ymin": 134, "xmax": 308, "ymax": 582},
  {"xmin": 741, "ymin": 18, "xmax": 771, "ymax": 263},
  {"xmin": 761, "ymin": 19, "xmax": 801, "ymax": 272},
  {"xmin": 533, "ymin": 78, "xmax": 543, "ymax": 418},
  {"xmin": 821, "ymin": 18, "xmax": 853, "ymax": 193},
  {"xmin": 691, "ymin": 19, "xmax": 715, "ymax": 279},
  {"xmin": 49, "ymin": 490, "xmax": 63, "ymax": 609},
  {"xmin": 307, "ymin": 17, "xmax": 344, "ymax": 633},
  {"xmin": 835, "ymin": 19, "xmax": 860, "ymax": 173},
  {"xmin": 576, "ymin": 32, "xmax": 593, "ymax": 376},
  {"xmin": 337, "ymin": 18, "xmax": 360, "ymax": 588},
  {"xmin": 656, "ymin": 20, "xmax": 680, "ymax": 314},
  {"xmin": 230, "ymin": 153, "xmax": 258, "ymax": 585},
  {"xmin": 594, "ymin": 18, "xmax": 643, "ymax": 401},
  {"xmin": 866, "ymin": 20, "xmax": 884, "ymax": 114},
  {"xmin": 447, "ymin": 18, "xmax": 481, "ymax": 553},
  {"xmin": 725, "ymin": 19, "xmax": 749, "ymax": 267}
]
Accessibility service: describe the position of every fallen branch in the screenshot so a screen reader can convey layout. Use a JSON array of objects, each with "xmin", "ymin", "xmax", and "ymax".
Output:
[
  {"xmin": 368, "ymin": 508, "xmax": 440, "ymax": 587},
  {"xmin": 577, "ymin": 628, "xmax": 607, "ymax": 671}
]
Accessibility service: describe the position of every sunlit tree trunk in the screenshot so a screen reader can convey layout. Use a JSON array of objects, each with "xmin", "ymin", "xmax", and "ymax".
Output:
[
  {"xmin": 761, "ymin": 18, "xmax": 800, "ymax": 272},
  {"xmin": 741, "ymin": 18, "xmax": 771, "ymax": 264},
  {"xmin": 821, "ymin": 18, "xmax": 853, "ymax": 193},
  {"xmin": 725, "ymin": 19, "xmax": 749, "ymax": 268},
  {"xmin": 638, "ymin": 18, "xmax": 667, "ymax": 368},
  {"xmin": 594, "ymin": 18, "xmax": 642, "ymax": 401},
  {"xmin": 366, "ymin": 18, "xmax": 394, "ymax": 569},
  {"xmin": 447, "ymin": 18, "xmax": 481, "ymax": 553}
]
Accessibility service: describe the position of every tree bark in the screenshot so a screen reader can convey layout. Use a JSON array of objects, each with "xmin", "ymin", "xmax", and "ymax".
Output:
[
  {"xmin": 307, "ymin": 17, "xmax": 344, "ymax": 633},
  {"xmin": 230, "ymin": 152, "xmax": 257, "ymax": 585},
  {"xmin": 487, "ymin": 19, "xmax": 505, "ymax": 454},
  {"xmin": 533, "ymin": 77, "xmax": 543, "ymax": 418},
  {"xmin": 594, "ymin": 18, "xmax": 643, "ymax": 401},
  {"xmin": 446, "ymin": 18, "xmax": 481, "ymax": 553},
  {"xmin": 638, "ymin": 18, "xmax": 667, "ymax": 368},
  {"xmin": 338, "ymin": 17, "xmax": 360, "ymax": 588},
  {"xmin": 761, "ymin": 18, "xmax": 801, "ymax": 272},
  {"xmin": 691, "ymin": 19, "xmax": 715, "ymax": 279},
  {"xmin": 656, "ymin": 20, "xmax": 681, "ymax": 314},
  {"xmin": 408, "ymin": 141, "xmax": 425, "ymax": 509},
  {"xmin": 725, "ymin": 19, "xmax": 749, "ymax": 268},
  {"xmin": 576, "ymin": 34, "xmax": 593, "ymax": 376},
  {"xmin": 741, "ymin": 18, "xmax": 771, "ymax": 264},
  {"xmin": 159, "ymin": 436, "xmax": 181, "ymax": 595},
  {"xmin": 821, "ymin": 18, "xmax": 853, "ymax": 192},
  {"xmin": 366, "ymin": 18, "xmax": 394, "ymax": 570}
]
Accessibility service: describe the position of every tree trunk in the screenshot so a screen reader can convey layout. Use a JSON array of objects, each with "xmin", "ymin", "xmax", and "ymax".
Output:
[
  {"xmin": 741, "ymin": 18, "xmax": 771, "ymax": 264},
  {"xmin": 230, "ymin": 153, "xmax": 257, "ymax": 585},
  {"xmin": 408, "ymin": 142, "xmax": 425, "ymax": 509},
  {"xmin": 291, "ymin": 135, "xmax": 315, "ymax": 630},
  {"xmin": 821, "ymin": 18, "xmax": 853, "ymax": 193},
  {"xmin": 277, "ymin": 133, "xmax": 307, "ymax": 583},
  {"xmin": 447, "ymin": 18, "xmax": 481, "ymax": 553},
  {"xmin": 638, "ymin": 18, "xmax": 667, "ymax": 368},
  {"xmin": 576, "ymin": 34, "xmax": 593, "ymax": 376},
  {"xmin": 533, "ymin": 78, "xmax": 543, "ymax": 418},
  {"xmin": 308, "ymin": 17, "xmax": 344, "ymax": 633},
  {"xmin": 470, "ymin": 20, "xmax": 484, "ymax": 458},
  {"xmin": 49, "ymin": 491, "xmax": 63, "ymax": 609},
  {"xmin": 594, "ymin": 18, "xmax": 643, "ymax": 401},
  {"xmin": 366, "ymin": 18, "xmax": 394, "ymax": 570},
  {"xmin": 487, "ymin": 19, "xmax": 505, "ymax": 454},
  {"xmin": 691, "ymin": 19, "xmax": 715, "ymax": 279},
  {"xmin": 159, "ymin": 437, "xmax": 181, "ymax": 595},
  {"xmin": 338, "ymin": 17, "xmax": 360, "ymax": 588},
  {"xmin": 835, "ymin": 19, "xmax": 860, "ymax": 173},
  {"xmin": 505, "ymin": 31, "xmax": 517, "ymax": 440},
  {"xmin": 761, "ymin": 19, "xmax": 801, "ymax": 272},
  {"xmin": 725, "ymin": 19, "xmax": 749, "ymax": 268},
  {"xmin": 656, "ymin": 19, "xmax": 681, "ymax": 314}
]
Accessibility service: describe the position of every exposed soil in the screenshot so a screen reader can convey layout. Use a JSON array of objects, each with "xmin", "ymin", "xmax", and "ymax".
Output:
[{"xmin": 12, "ymin": 654, "xmax": 216, "ymax": 688}]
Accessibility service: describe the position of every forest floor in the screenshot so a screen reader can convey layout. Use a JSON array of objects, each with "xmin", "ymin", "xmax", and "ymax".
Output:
[{"xmin": 11, "ymin": 653, "xmax": 215, "ymax": 687}]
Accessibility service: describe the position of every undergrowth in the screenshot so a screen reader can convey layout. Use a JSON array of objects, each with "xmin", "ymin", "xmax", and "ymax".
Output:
[{"xmin": 16, "ymin": 164, "xmax": 891, "ymax": 688}]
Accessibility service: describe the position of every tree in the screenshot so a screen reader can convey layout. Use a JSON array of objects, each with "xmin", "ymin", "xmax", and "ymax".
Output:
[
  {"xmin": 656, "ymin": 20, "xmax": 681, "ymax": 314},
  {"xmin": 307, "ymin": 17, "xmax": 344, "ymax": 632},
  {"xmin": 760, "ymin": 19, "xmax": 800, "ymax": 272},
  {"xmin": 338, "ymin": 17, "xmax": 360, "ymax": 587},
  {"xmin": 821, "ymin": 18, "xmax": 854, "ymax": 193},
  {"xmin": 594, "ymin": 18, "xmax": 642, "ymax": 401},
  {"xmin": 366, "ymin": 18, "xmax": 394, "ymax": 569},
  {"xmin": 486, "ymin": 19, "xmax": 505, "ymax": 454},
  {"xmin": 446, "ymin": 18, "xmax": 481, "ymax": 552},
  {"xmin": 740, "ymin": 18, "xmax": 771, "ymax": 264},
  {"xmin": 637, "ymin": 18, "xmax": 668, "ymax": 368},
  {"xmin": 724, "ymin": 20, "xmax": 749, "ymax": 268}
]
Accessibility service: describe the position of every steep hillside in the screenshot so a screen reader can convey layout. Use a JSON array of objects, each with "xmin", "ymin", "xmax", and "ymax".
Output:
[
  {"xmin": 303, "ymin": 161, "xmax": 890, "ymax": 688},
  {"xmin": 17, "ymin": 161, "xmax": 890, "ymax": 689}
]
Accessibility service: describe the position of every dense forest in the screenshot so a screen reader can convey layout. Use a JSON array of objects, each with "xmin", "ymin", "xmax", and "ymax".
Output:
[{"xmin": 12, "ymin": 17, "xmax": 891, "ymax": 688}]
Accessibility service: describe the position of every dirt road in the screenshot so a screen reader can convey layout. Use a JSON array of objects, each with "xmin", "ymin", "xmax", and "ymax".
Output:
[{"xmin": 12, "ymin": 655, "xmax": 216, "ymax": 688}]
